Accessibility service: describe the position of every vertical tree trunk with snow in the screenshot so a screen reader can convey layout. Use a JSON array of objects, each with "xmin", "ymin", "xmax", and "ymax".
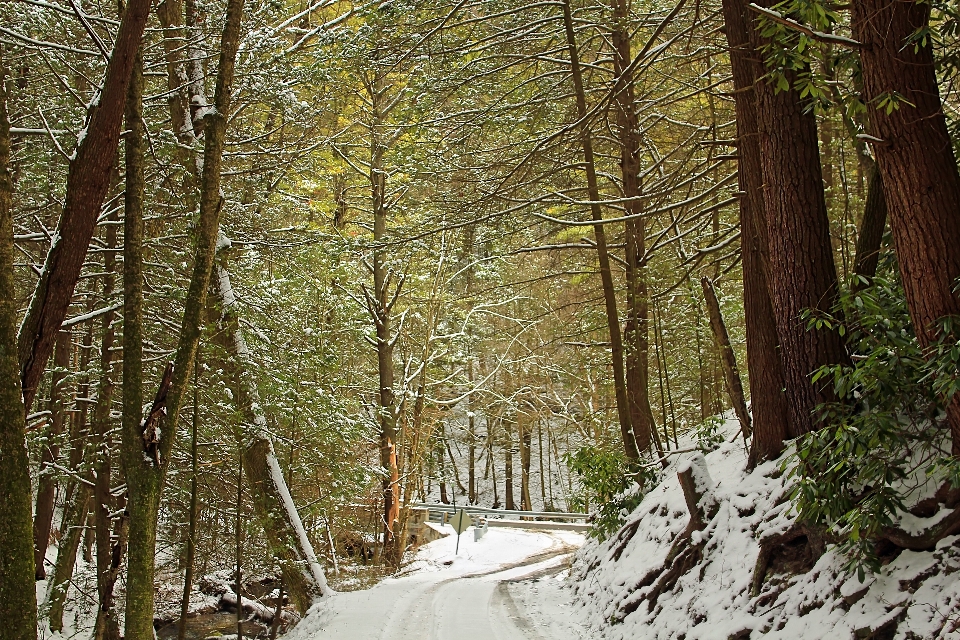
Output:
[
  {"xmin": 47, "ymin": 480, "xmax": 92, "ymax": 632},
  {"xmin": 361, "ymin": 71, "xmax": 404, "ymax": 566},
  {"xmin": 93, "ymin": 205, "xmax": 122, "ymax": 640},
  {"xmin": 123, "ymin": 2, "xmax": 245, "ymax": 636},
  {"xmin": 519, "ymin": 406, "xmax": 533, "ymax": 511},
  {"xmin": 212, "ymin": 259, "xmax": 331, "ymax": 611},
  {"xmin": 851, "ymin": 0, "xmax": 960, "ymax": 452},
  {"xmin": 0, "ymin": 47, "xmax": 37, "ymax": 640}
]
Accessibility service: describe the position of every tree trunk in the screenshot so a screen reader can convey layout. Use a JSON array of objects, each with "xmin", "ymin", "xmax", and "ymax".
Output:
[
  {"xmin": 612, "ymin": 0, "xmax": 658, "ymax": 457},
  {"xmin": 561, "ymin": 0, "xmax": 639, "ymax": 460},
  {"xmin": 719, "ymin": 0, "xmax": 792, "ymax": 465},
  {"xmin": 95, "ymin": 490, "xmax": 128, "ymax": 640},
  {"xmin": 468, "ymin": 360, "xmax": 476, "ymax": 503},
  {"xmin": 364, "ymin": 75, "xmax": 403, "ymax": 566},
  {"xmin": 0, "ymin": 47, "xmax": 38, "ymax": 640},
  {"xmin": 16, "ymin": 0, "xmax": 151, "ymax": 413},
  {"xmin": 123, "ymin": 3, "xmax": 245, "ymax": 636},
  {"xmin": 33, "ymin": 330, "xmax": 71, "ymax": 579},
  {"xmin": 701, "ymin": 277, "xmax": 751, "ymax": 439},
  {"xmin": 178, "ymin": 365, "xmax": 201, "ymax": 640},
  {"xmin": 504, "ymin": 415, "xmax": 515, "ymax": 511},
  {"xmin": 47, "ymin": 481, "xmax": 92, "ymax": 632},
  {"xmin": 751, "ymin": 0, "xmax": 850, "ymax": 439},
  {"xmin": 852, "ymin": 159, "xmax": 888, "ymax": 281},
  {"xmin": 93, "ymin": 205, "xmax": 121, "ymax": 640},
  {"xmin": 519, "ymin": 408, "xmax": 532, "ymax": 511},
  {"xmin": 851, "ymin": 0, "xmax": 960, "ymax": 453},
  {"xmin": 211, "ymin": 260, "xmax": 331, "ymax": 610}
]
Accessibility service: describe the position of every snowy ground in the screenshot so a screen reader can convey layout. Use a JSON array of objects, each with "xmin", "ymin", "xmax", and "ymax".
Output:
[
  {"xmin": 570, "ymin": 418, "xmax": 960, "ymax": 639},
  {"xmin": 288, "ymin": 525, "xmax": 587, "ymax": 640}
]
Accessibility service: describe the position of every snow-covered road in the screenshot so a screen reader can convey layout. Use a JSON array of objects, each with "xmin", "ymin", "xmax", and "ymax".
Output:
[{"xmin": 290, "ymin": 526, "xmax": 587, "ymax": 640}]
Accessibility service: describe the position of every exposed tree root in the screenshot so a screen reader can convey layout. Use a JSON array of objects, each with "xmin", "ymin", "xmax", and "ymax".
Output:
[{"xmin": 613, "ymin": 457, "xmax": 717, "ymax": 621}]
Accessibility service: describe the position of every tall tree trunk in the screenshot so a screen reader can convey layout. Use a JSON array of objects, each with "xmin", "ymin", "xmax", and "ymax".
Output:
[
  {"xmin": 719, "ymin": 0, "xmax": 792, "ymax": 464},
  {"xmin": 366, "ymin": 79, "xmax": 403, "ymax": 567},
  {"xmin": 178, "ymin": 364, "xmax": 200, "ymax": 640},
  {"xmin": 851, "ymin": 0, "xmax": 960, "ymax": 453},
  {"xmin": 561, "ymin": 0, "xmax": 639, "ymax": 460},
  {"xmin": 211, "ymin": 259, "xmax": 331, "ymax": 610},
  {"xmin": 468, "ymin": 360, "xmax": 476, "ymax": 503},
  {"xmin": 16, "ymin": 0, "xmax": 151, "ymax": 413},
  {"xmin": 751, "ymin": 0, "xmax": 850, "ymax": 439},
  {"xmin": 504, "ymin": 415, "xmax": 515, "ymax": 511},
  {"xmin": 33, "ymin": 330, "xmax": 71, "ymax": 579},
  {"xmin": 93, "ymin": 205, "xmax": 121, "ymax": 640},
  {"xmin": 0, "ymin": 46, "xmax": 38, "ymax": 640},
  {"xmin": 612, "ymin": 0, "xmax": 657, "ymax": 457},
  {"xmin": 519, "ymin": 407, "xmax": 532, "ymax": 511},
  {"xmin": 123, "ymin": 3, "xmax": 244, "ymax": 636}
]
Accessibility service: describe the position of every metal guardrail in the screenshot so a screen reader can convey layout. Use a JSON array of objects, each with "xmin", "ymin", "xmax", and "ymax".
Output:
[{"xmin": 412, "ymin": 503, "xmax": 589, "ymax": 521}]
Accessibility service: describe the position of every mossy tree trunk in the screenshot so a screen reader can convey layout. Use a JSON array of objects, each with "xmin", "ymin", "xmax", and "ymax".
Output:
[
  {"xmin": 0, "ymin": 44, "xmax": 38, "ymax": 640},
  {"xmin": 122, "ymin": 1, "xmax": 244, "ymax": 636}
]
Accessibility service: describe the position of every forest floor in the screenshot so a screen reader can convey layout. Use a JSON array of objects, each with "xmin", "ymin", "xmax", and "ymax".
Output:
[{"xmin": 287, "ymin": 526, "xmax": 588, "ymax": 640}]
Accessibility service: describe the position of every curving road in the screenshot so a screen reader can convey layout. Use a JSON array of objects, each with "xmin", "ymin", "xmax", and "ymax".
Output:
[{"xmin": 304, "ymin": 529, "xmax": 584, "ymax": 640}]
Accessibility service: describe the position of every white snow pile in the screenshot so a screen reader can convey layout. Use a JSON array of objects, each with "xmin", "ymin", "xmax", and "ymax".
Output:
[{"xmin": 569, "ymin": 424, "xmax": 960, "ymax": 639}]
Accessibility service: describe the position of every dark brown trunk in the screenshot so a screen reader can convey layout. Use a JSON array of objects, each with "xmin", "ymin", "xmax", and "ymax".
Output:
[
  {"xmin": 561, "ymin": 0, "xmax": 639, "ymax": 460},
  {"xmin": 16, "ymin": 0, "xmax": 152, "ymax": 413},
  {"xmin": 719, "ymin": 0, "xmax": 792, "ymax": 464},
  {"xmin": 751, "ymin": 0, "xmax": 850, "ymax": 439},
  {"xmin": 851, "ymin": 0, "xmax": 960, "ymax": 453},
  {"xmin": 33, "ymin": 330, "xmax": 71, "ymax": 579},
  {"xmin": 852, "ymin": 159, "xmax": 888, "ymax": 281},
  {"xmin": 519, "ymin": 407, "xmax": 532, "ymax": 511},
  {"xmin": 612, "ymin": 0, "xmax": 657, "ymax": 457}
]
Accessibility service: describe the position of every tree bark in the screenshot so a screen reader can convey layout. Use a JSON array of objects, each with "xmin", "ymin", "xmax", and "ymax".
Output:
[
  {"xmin": 211, "ymin": 259, "xmax": 332, "ymax": 611},
  {"xmin": 719, "ymin": 0, "xmax": 792, "ymax": 464},
  {"xmin": 0, "ymin": 46, "xmax": 38, "ymax": 640},
  {"xmin": 851, "ymin": 0, "xmax": 960, "ymax": 452},
  {"xmin": 178, "ymin": 365, "xmax": 200, "ymax": 640},
  {"xmin": 93, "ymin": 205, "xmax": 121, "ymax": 640},
  {"xmin": 852, "ymin": 159, "xmax": 888, "ymax": 281},
  {"xmin": 751, "ymin": 0, "xmax": 850, "ymax": 439},
  {"xmin": 504, "ymin": 415, "xmax": 515, "ymax": 511},
  {"xmin": 363, "ymin": 73, "xmax": 403, "ymax": 566},
  {"xmin": 123, "ymin": 2, "xmax": 244, "ymax": 636},
  {"xmin": 520, "ymin": 411, "xmax": 533, "ymax": 511},
  {"xmin": 561, "ymin": 0, "xmax": 639, "ymax": 460},
  {"xmin": 16, "ymin": 0, "xmax": 151, "ymax": 413},
  {"xmin": 612, "ymin": 0, "xmax": 658, "ymax": 457},
  {"xmin": 701, "ymin": 277, "xmax": 752, "ymax": 440},
  {"xmin": 33, "ymin": 330, "xmax": 71, "ymax": 579}
]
